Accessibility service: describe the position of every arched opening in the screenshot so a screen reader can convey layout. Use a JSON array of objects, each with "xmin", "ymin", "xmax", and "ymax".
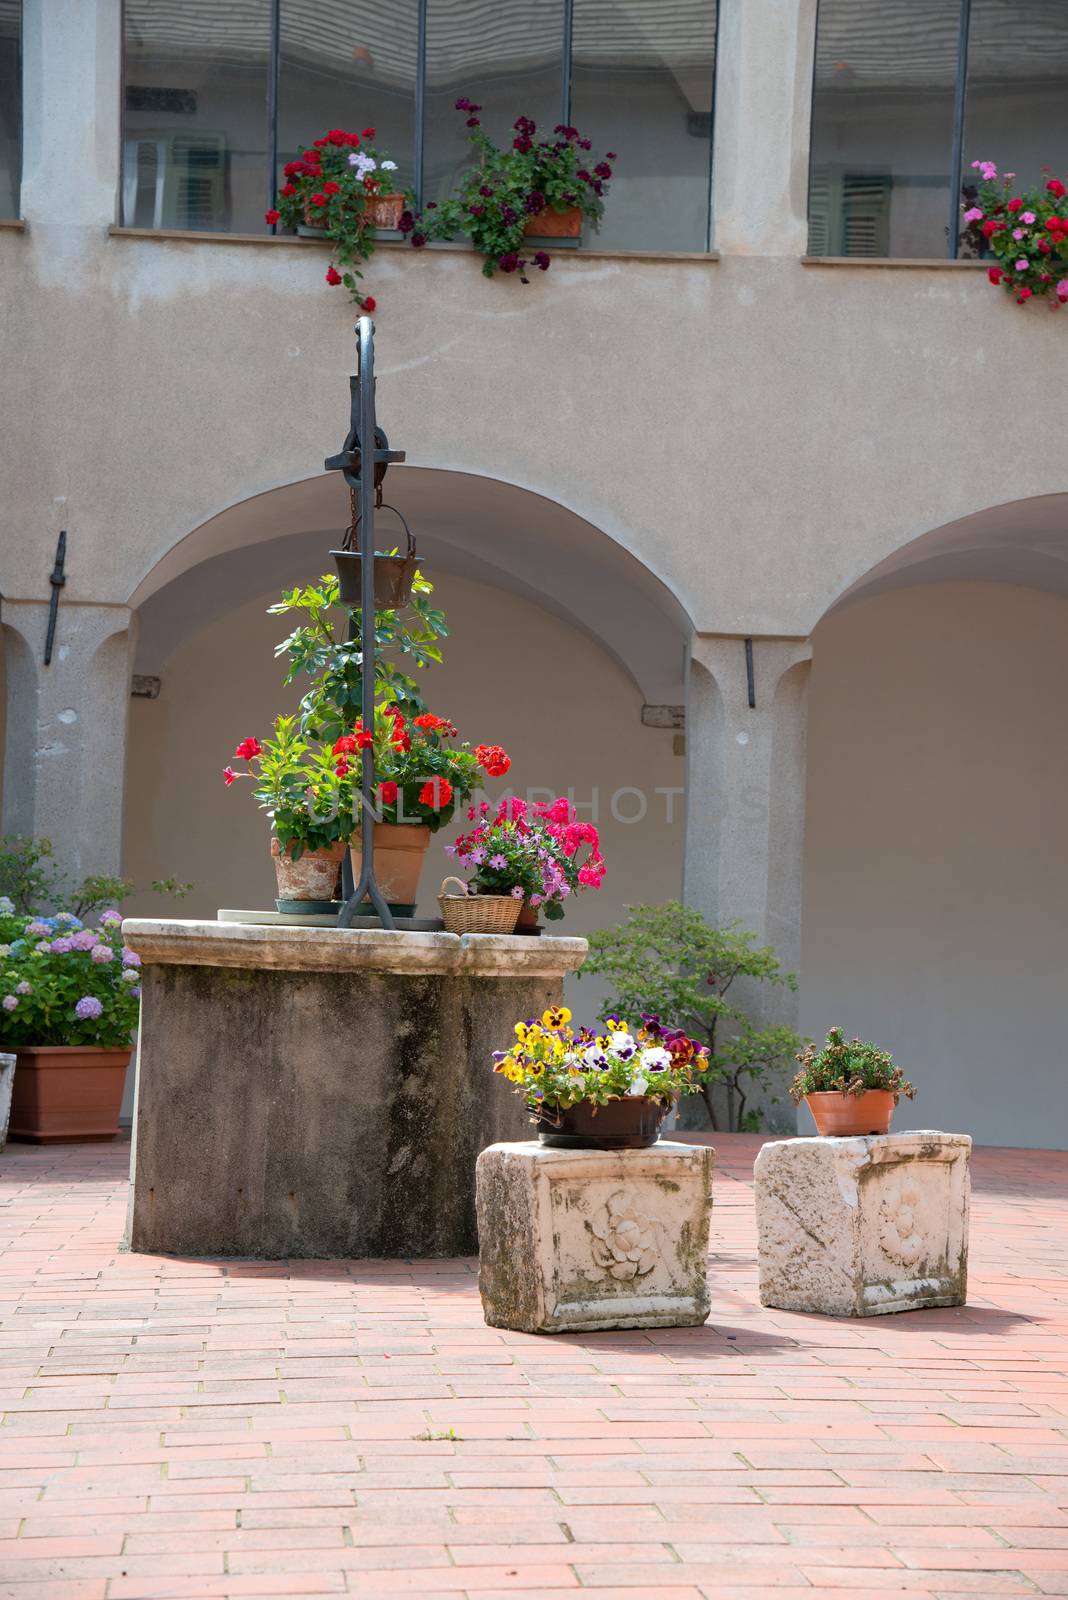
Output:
[
  {"xmin": 801, "ymin": 495, "xmax": 1068, "ymax": 1149},
  {"xmin": 121, "ymin": 468, "xmax": 693, "ymax": 992}
]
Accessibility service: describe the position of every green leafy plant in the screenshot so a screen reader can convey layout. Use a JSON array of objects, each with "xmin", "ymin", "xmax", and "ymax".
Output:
[
  {"xmin": 224, "ymin": 719, "xmax": 354, "ymax": 857},
  {"xmin": 580, "ymin": 901, "xmax": 801, "ymax": 1132},
  {"xmin": 0, "ymin": 836, "xmax": 192, "ymax": 917},
  {"xmin": 790, "ymin": 1027, "xmax": 916, "ymax": 1103},
  {"xmin": 268, "ymin": 571, "xmax": 447, "ymax": 745},
  {"xmin": 0, "ymin": 908, "xmax": 141, "ymax": 1049},
  {"xmin": 403, "ymin": 103, "xmax": 614, "ymax": 281},
  {"xmin": 270, "ymin": 126, "xmax": 401, "ymax": 306}
]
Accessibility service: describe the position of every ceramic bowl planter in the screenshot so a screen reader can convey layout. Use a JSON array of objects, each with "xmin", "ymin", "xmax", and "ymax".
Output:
[
  {"xmin": 8, "ymin": 1046, "xmax": 131, "ymax": 1143},
  {"xmin": 350, "ymin": 822, "xmax": 431, "ymax": 907},
  {"xmin": 805, "ymin": 1089, "xmax": 896, "ymax": 1138},
  {"xmin": 271, "ymin": 837, "xmax": 344, "ymax": 904},
  {"xmin": 536, "ymin": 1096, "xmax": 670, "ymax": 1150}
]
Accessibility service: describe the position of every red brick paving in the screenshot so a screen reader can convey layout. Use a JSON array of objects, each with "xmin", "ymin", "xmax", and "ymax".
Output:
[{"xmin": 0, "ymin": 1134, "xmax": 1065, "ymax": 1598}]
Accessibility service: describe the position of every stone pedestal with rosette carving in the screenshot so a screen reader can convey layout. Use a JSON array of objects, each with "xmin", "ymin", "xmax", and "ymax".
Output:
[
  {"xmin": 475, "ymin": 1140, "xmax": 714, "ymax": 1334},
  {"xmin": 755, "ymin": 1132, "xmax": 971, "ymax": 1317}
]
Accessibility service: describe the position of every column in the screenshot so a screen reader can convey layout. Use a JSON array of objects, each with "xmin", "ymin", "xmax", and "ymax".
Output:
[
  {"xmin": 20, "ymin": 0, "xmax": 122, "ymax": 228},
  {"xmin": 1, "ymin": 601, "xmax": 137, "ymax": 882},
  {"xmin": 712, "ymin": 0, "xmax": 818, "ymax": 256},
  {"xmin": 683, "ymin": 635, "xmax": 812, "ymax": 1127}
]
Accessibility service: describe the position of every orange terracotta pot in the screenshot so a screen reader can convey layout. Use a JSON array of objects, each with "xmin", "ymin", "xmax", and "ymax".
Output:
[
  {"xmin": 350, "ymin": 823, "xmax": 431, "ymax": 906},
  {"xmin": 301, "ymin": 192, "xmax": 405, "ymax": 231},
  {"xmin": 8, "ymin": 1046, "xmax": 131, "ymax": 1143},
  {"xmin": 806, "ymin": 1089, "xmax": 896, "ymax": 1138},
  {"xmin": 523, "ymin": 205, "xmax": 582, "ymax": 238},
  {"xmin": 271, "ymin": 837, "xmax": 345, "ymax": 902}
]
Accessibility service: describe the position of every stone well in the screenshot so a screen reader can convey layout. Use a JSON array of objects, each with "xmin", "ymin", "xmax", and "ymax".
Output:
[{"xmin": 121, "ymin": 920, "xmax": 586, "ymax": 1259}]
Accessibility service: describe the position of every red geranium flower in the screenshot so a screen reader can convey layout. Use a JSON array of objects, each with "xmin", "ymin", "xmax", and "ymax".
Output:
[
  {"xmin": 363, "ymin": 127, "xmax": 376, "ymax": 139},
  {"xmin": 475, "ymin": 743, "xmax": 511, "ymax": 778},
  {"xmin": 363, "ymin": 296, "xmax": 377, "ymax": 312},
  {"xmin": 326, "ymin": 266, "xmax": 342, "ymax": 285},
  {"xmin": 988, "ymin": 266, "xmax": 1003, "ymax": 284},
  {"xmin": 419, "ymin": 778, "xmax": 453, "ymax": 810},
  {"xmin": 1007, "ymin": 197, "xmax": 1023, "ymax": 213},
  {"xmin": 310, "ymin": 193, "xmax": 328, "ymax": 207},
  {"xmin": 379, "ymin": 780, "xmax": 399, "ymax": 805},
  {"xmin": 323, "ymin": 180, "xmax": 340, "ymax": 195},
  {"xmin": 264, "ymin": 209, "xmax": 280, "ymax": 224},
  {"xmin": 414, "ymin": 713, "xmax": 456, "ymax": 734},
  {"xmin": 280, "ymin": 183, "xmax": 296, "ymax": 198},
  {"xmin": 234, "ymin": 737, "xmax": 262, "ymax": 761},
  {"xmin": 1048, "ymin": 179, "xmax": 1067, "ymax": 198},
  {"xmin": 335, "ymin": 754, "xmax": 350, "ymax": 777}
]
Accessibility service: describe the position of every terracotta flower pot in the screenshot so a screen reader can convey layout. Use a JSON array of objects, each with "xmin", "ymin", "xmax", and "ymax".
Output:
[
  {"xmin": 301, "ymin": 191, "xmax": 405, "ymax": 231},
  {"xmin": 806, "ymin": 1089, "xmax": 896, "ymax": 1138},
  {"xmin": 350, "ymin": 823, "xmax": 431, "ymax": 906},
  {"xmin": 523, "ymin": 205, "xmax": 582, "ymax": 239},
  {"xmin": 7, "ymin": 1046, "xmax": 131, "ymax": 1143},
  {"xmin": 271, "ymin": 837, "xmax": 345, "ymax": 902},
  {"xmin": 515, "ymin": 899, "xmax": 541, "ymax": 935},
  {"xmin": 537, "ymin": 1096, "xmax": 669, "ymax": 1150}
]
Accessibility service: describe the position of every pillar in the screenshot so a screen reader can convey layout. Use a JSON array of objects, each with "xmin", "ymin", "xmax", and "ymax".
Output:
[
  {"xmin": 1, "ymin": 601, "xmax": 136, "ymax": 883},
  {"xmin": 712, "ymin": 0, "xmax": 818, "ymax": 255},
  {"xmin": 683, "ymin": 635, "xmax": 812, "ymax": 1127},
  {"xmin": 20, "ymin": 0, "xmax": 121, "ymax": 229}
]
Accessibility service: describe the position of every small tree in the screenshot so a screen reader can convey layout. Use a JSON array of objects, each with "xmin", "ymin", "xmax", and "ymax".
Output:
[{"xmin": 580, "ymin": 901, "xmax": 801, "ymax": 1132}]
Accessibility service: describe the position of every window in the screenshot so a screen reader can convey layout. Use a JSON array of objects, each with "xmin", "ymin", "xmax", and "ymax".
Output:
[
  {"xmin": 809, "ymin": 0, "xmax": 1068, "ymax": 259},
  {"xmin": 0, "ymin": 0, "xmax": 20, "ymax": 219},
  {"xmin": 123, "ymin": 0, "xmax": 719, "ymax": 253}
]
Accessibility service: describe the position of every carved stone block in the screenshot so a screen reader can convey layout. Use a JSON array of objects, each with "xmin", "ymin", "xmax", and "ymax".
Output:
[
  {"xmin": 755, "ymin": 1131, "xmax": 970, "ymax": 1317},
  {"xmin": 475, "ymin": 1139, "xmax": 714, "ymax": 1334}
]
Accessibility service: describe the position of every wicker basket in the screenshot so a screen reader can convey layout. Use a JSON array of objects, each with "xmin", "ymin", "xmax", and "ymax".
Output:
[{"xmin": 438, "ymin": 877, "xmax": 522, "ymax": 935}]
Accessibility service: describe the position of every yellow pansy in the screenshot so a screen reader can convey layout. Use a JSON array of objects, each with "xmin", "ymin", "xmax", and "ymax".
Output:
[{"xmin": 542, "ymin": 1006, "xmax": 572, "ymax": 1030}]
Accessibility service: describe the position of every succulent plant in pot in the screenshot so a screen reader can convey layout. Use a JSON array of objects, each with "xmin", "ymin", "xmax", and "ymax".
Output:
[{"xmin": 790, "ymin": 1027, "xmax": 916, "ymax": 1137}]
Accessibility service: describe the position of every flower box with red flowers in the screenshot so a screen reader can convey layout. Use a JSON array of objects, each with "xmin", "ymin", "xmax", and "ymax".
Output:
[
  {"xmin": 269, "ymin": 126, "xmax": 404, "ymax": 308},
  {"xmin": 963, "ymin": 160, "xmax": 1068, "ymax": 307}
]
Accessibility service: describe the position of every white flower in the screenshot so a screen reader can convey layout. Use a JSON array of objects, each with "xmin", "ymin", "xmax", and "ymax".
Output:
[
  {"xmin": 348, "ymin": 152, "xmax": 377, "ymax": 177},
  {"xmin": 639, "ymin": 1046, "xmax": 672, "ymax": 1072},
  {"xmin": 628, "ymin": 1074, "xmax": 648, "ymax": 1095},
  {"xmin": 0, "ymin": 896, "xmax": 13, "ymax": 914},
  {"xmin": 380, "ymin": 160, "xmax": 397, "ymax": 172},
  {"xmin": 582, "ymin": 1045, "xmax": 607, "ymax": 1069},
  {"xmin": 608, "ymin": 1030, "xmax": 634, "ymax": 1051}
]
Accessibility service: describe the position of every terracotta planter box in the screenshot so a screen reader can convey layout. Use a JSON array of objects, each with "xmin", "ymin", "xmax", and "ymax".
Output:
[
  {"xmin": 300, "ymin": 192, "xmax": 405, "ymax": 233},
  {"xmin": 523, "ymin": 205, "xmax": 582, "ymax": 240},
  {"xmin": 7, "ymin": 1046, "xmax": 131, "ymax": 1143}
]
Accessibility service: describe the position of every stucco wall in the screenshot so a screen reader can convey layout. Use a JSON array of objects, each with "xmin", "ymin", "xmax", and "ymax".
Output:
[{"xmin": 801, "ymin": 580, "xmax": 1068, "ymax": 1150}]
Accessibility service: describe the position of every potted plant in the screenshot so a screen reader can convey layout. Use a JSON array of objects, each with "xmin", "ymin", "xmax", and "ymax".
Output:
[
  {"xmin": 448, "ymin": 795, "xmax": 605, "ymax": 932},
  {"xmin": 579, "ymin": 902, "xmax": 802, "ymax": 1132},
  {"xmin": 492, "ymin": 1006, "xmax": 711, "ymax": 1149},
  {"xmin": 268, "ymin": 126, "xmax": 403, "ymax": 306},
  {"xmin": 225, "ymin": 719, "xmax": 353, "ymax": 908},
  {"xmin": 0, "ymin": 903, "xmax": 140, "ymax": 1142},
  {"xmin": 401, "ymin": 104, "xmax": 615, "ymax": 282},
  {"xmin": 350, "ymin": 706, "xmax": 511, "ymax": 908},
  {"xmin": 962, "ymin": 159, "xmax": 1068, "ymax": 306},
  {"xmin": 790, "ymin": 1027, "xmax": 916, "ymax": 1137}
]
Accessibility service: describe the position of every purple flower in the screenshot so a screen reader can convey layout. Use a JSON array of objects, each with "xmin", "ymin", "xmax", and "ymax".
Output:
[
  {"xmin": 91, "ymin": 944, "xmax": 114, "ymax": 964},
  {"xmin": 468, "ymin": 204, "xmax": 484, "ymax": 216},
  {"xmin": 510, "ymin": 886, "xmax": 525, "ymax": 899},
  {"xmin": 530, "ymin": 893, "xmax": 544, "ymax": 907},
  {"xmin": 71, "ymin": 930, "xmax": 98, "ymax": 950},
  {"xmin": 489, "ymin": 854, "xmax": 507, "ymax": 870},
  {"xmin": 533, "ymin": 251, "xmax": 550, "ymax": 271},
  {"xmin": 25, "ymin": 921, "xmax": 50, "ymax": 938},
  {"xmin": 50, "ymin": 937, "xmax": 74, "ymax": 954},
  {"xmin": 411, "ymin": 232, "xmax": 428, "ymax": 249},
  {"xmin": 2, "ymin": 994, "xmax": 17, "ymax": 1012},
  {"xmin": 478, "ymin": 185, "xmax": 493, "ymax": 198},
  {"xmin": 99, "ymin": 909, "xmax": 122, "ymax": 925},
  {"xmin": 121, "ymin": 968, "xmax": 139, "ymax": 984},
  {"xmin": 1016, "ymin": 257, "xmax": 1029, "ymax": 271},
  {"xmin": 469, "ymin": 847, "xmax": 487, "ymax": 865},
  {"xmin": 594, "ymin": 161, "xmax": 612, "ymax": 180},
  {"xmin": 499, "ymin": 252, "xmax": 521, "ymax": 273},
  {"xmin": 465, "ymin": 117, "xmax": 480, "ymax": 129},
  {"xmin": 398, "ymin": 210, "xmax": 415, "ymax": 235},
  {"xmin": 121, "ymin": 949, "xmax": 141, "ymax": 968},
  {"xmin": 15, "ymin": 980, "xmax": 30, "ymax": 995},
  {"xmin": 524, "ymin": 191, "xmax": 546, "ymax": 214},
  {"xmin": 74, "ymin": 996, "xmax": 103, "ymax": 1020}
]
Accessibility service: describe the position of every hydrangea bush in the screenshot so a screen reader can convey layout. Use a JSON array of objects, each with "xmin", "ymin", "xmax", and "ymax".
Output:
[
  {"xmin": 0, "ymin": 902, "xmax": 141, "ymax": 1049},
  {"xmin": 963, "ymin": 160, "xmax": 1068, "ymax": 306}
]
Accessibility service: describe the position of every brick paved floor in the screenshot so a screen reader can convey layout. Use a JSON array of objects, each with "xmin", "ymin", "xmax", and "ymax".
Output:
[{"xmin": 0, "ymin": 1135, "xmax": 1066, "ymax": 1599}]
